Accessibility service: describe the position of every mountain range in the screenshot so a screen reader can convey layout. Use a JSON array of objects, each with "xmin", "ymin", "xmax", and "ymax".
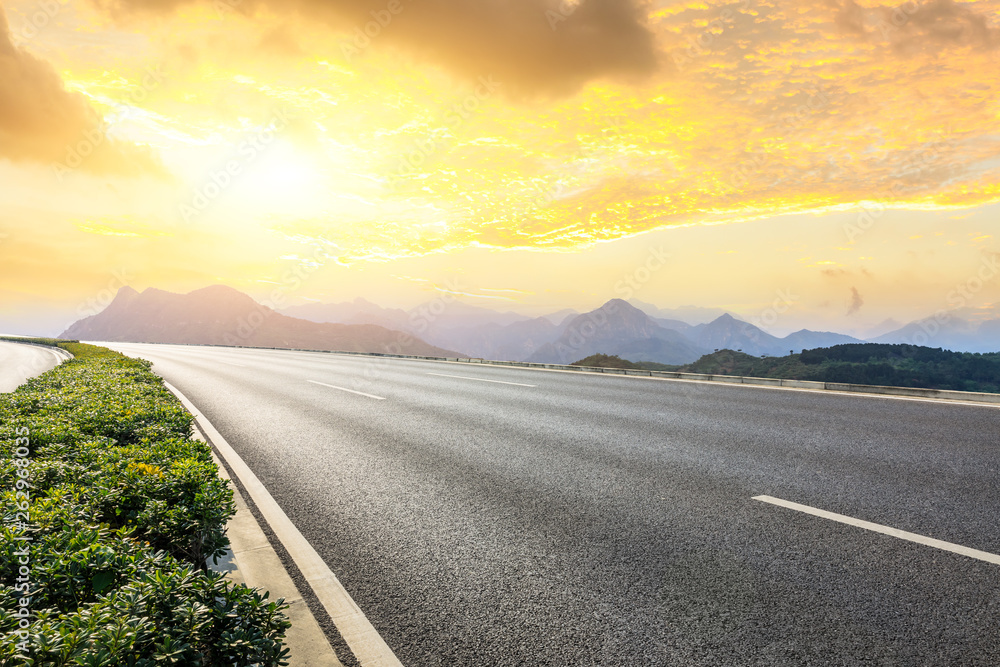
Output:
[
  {"xmin": 279, "ymin": 295, "xmax": 868, "ymax": 364},
  {"xmin": 869, "ymin": 305, "xmax": 1000, "ymax": 353},
  {"xmin": 59, "ymin": 286, "xmax": 999, "ymax": 364},
  {"xmin": 59, "ymin": 286, "xmax": 462, "ymax": 357}
]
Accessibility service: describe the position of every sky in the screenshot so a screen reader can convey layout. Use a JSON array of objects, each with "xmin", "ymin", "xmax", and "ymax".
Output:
[{"xmin": 0, "ymin": 0, "xmax": 998, "ymax": 337}]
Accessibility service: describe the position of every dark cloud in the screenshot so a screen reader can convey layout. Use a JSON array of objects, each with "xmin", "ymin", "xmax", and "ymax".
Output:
[
  {"xmin": 0, "ymin": 6, "xmax": 165, "ymax": 176},
  {"xmin": 832, "ymin": 0, "xmax": 866, "ymax": 35},
  {"xmin": 847, "ymin": 286, "xmax": 864, "ymax": 315},
  {"xmin": 831, "ymin": 0, "xmax": 999, "ymax": 51},
  {"xmin": 92, "ymin": 0, "xmax": 659, "ymax": 95},
  {"xmin": 258, "ymin": 24, "xmax": 305, "ymax": 56},
  {"xmin": 897, "ymin": 0, "xmax": 998, "ymax": 48}
]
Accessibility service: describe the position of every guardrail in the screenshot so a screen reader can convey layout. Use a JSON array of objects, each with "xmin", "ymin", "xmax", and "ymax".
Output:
[{"xmin": 152, "ymin": 342, "xmax": 1000, "ymax": 406}]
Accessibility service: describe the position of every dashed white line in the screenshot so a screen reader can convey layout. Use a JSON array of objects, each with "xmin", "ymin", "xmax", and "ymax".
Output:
[
  {"xmin": 753, "ymin": 495, "xmax": 1000, "ymax": 566},
  {"xmin": 427, "ymin": 372, "xmax": 536, "ymax": 387},
  {"xmin": 307, "ymin": 380, "xmax": 386, "ymax": 400},
  {"xmin": 217, "ymin": 360, "xmax": 247, "ymax": 367}
]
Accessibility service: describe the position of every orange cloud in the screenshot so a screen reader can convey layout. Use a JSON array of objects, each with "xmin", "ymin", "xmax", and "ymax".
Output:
[
  {"xmin": 0, "ymin": 5, "xmax": 165, "ymax": 177},
  {"xmin": 90, "ymin": 0, "xmax": 660, "ymax": 95}
]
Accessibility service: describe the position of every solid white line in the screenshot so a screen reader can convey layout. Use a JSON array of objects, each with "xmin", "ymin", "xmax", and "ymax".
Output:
[
  {"xmin": 163, "ymin": 381, "xmax": 403, "ymax": 667},
  {"xmin": 307, "ymin": 380, "xmax": 386, "ymax": 400},
  {"xmin": 753, "ymin": 495, "xmax": 1000, "ymax": 566},
  {"xmin": 427, "ymin": 372, "xmax": 536, "ymax": 387}
]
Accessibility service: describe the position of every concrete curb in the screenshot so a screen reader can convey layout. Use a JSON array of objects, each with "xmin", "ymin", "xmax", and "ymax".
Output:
[
  {"xmin": 159, "ymin": 341, "xmax": 1000, "ymax": 406},
  {"xmin": 164, "ymin": 381, "xmax": 403, "ymax": 667},
  {"xmin": 0, "ymin": 339, "xmax": 75, "ymax": 362},
  {"xmin": 184, "ymin": 411, "xmax": 345, "ymax": 666}
]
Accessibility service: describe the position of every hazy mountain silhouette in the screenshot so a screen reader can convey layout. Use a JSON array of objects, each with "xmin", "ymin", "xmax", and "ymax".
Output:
[
  {"xmin": 437, "ymin": 316, "xmax": 564, "ymax": 361},
  {"xmin": 628, "ymin": 299, "xmax": 741, "ymax": 325},
  {"xmin": 527, "ymin": 299, "xmax": 709, "ymax": 365},
  {"xmin": 281, "ymin": 297, "xmax": 412, "ymax": 331},
  {"xmin": 60, "ymin": 285, "xmax": 462, "ymax": 357},
  {"xmin": 688, "ymin": 315, "xmax": 865, "ymax": 356},
  {"xmin": 871, "ymin": 305, "xmax": 1000, "ymax": 353}
]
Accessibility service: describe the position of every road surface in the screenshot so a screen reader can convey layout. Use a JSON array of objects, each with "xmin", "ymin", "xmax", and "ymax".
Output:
[
  {"xmin": 102, "ymin": 342, "xmax": 1000, "ymax": 666},
  {"xmin": 0, "ymin": 340, "xmax": 66, "ymax": 392}
]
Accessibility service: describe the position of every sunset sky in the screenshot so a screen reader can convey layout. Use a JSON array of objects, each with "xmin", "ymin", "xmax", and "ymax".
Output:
[{"xmin": 1, "ymin": 0, "xmax": 998, "ymax": 336}]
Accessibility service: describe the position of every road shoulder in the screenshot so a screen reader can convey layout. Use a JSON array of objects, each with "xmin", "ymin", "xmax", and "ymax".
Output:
[{"xmin": 192, "ymin": 422, "xmax": 345, "ymax": 666}]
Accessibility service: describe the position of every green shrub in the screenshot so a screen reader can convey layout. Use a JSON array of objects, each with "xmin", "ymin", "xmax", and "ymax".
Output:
[{"xmin": 0, "ymin": 339, "xmax": 290, "ymax": 665}]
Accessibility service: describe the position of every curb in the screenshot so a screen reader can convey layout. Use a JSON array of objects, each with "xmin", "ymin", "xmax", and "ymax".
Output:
[
  {"xmin": 163, "ymin": 381, "xmax": 403, "ymax": 667},
  {"xmin": 178, "ymin": 397, "xmax": 345, "ymax": 666},
  {"xmin": 203, "ymin": 440, "xmax": 344, "ymax": 667}
]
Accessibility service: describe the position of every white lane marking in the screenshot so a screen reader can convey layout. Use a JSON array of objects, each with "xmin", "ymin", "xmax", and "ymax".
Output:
[
  {"xmin": 307, "ymin": 380, "xmax": 386, "ymax": 400},
  {"xmin": 426, "ymin": 372, "xmax": 536, "ymax": 387},
  {"xmin": 217, "ymin": 360, "xmax": 247, "ymax": 367},
  {"xmin": 753, "ymin": 495, "xmax": 1000, "ymax": 566},
  {"xmin": 164, "ymin": 381, "xmax": 403, "ymax": 667}
]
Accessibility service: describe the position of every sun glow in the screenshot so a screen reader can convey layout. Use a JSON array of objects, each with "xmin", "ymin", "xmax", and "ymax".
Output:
[{"xmin": 236, "ymin": 141, "xmax": 324, "ymax": 209}]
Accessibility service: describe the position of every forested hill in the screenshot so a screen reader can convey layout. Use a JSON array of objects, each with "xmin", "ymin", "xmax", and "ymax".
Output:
[{"xmin": 677, "ymin": 344, "xmax": 1000, "ymax": 394}]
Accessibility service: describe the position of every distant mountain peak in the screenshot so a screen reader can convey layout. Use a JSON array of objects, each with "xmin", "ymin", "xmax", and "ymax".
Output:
[
  {"xmin": 188, "ymin": 284, "xmax": 256, "ymax": 299},
  {"xmin": 116, "ymin": 285, "xmax": 139, "ymax": 298},
  {"xmin": 58, "ymin": 285, "xmax": 460, "ymax": 357}
]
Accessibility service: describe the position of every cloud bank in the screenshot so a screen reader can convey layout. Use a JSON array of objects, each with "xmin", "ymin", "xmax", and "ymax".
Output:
[
  {"xmin": 92, "ymin": 0, "xmax": 659, "ymax": 94},
  {"xmin": 0, "ymin": 5, "xmax": 164, "ymax": 176}
]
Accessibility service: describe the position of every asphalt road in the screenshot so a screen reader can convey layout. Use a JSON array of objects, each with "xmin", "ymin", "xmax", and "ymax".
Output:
[
  {"xmin": 102, "ymin": 342, "xmax": 1000, "ymax": 666},
  {"xmin": 0, "ymin": 340, "xmax": 65, "ymax": 392}
]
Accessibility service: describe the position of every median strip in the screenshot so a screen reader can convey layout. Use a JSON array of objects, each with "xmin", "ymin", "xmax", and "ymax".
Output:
[
  {"xmin": 307, "ymin": 380, "xmax": 387, "ymax": 400},
  {"xmin": 426, "ymin": 372, "xmax": 536, "ymax": 387},
  {"xmin": 0, "ymin": 339, "xmax": 292, "ymax": 665},
  {"xmin": 753, "ymin": 495, "xmax": 1000, "ymax": 566}
]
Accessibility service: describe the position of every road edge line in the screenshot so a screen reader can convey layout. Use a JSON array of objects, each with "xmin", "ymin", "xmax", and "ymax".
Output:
[
  {"xmin": 163, "ymin": 380, "xmax": 404, "ymax": 667},
  {"xmin": 197, "ymin": 431, "xmax": 344, "ymax": 667}
]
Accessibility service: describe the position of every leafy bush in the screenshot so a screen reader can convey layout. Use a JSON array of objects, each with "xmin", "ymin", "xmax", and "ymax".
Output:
[{"xmin": 0, "ymin": 339, "xmax": 290, "ymax": 665}]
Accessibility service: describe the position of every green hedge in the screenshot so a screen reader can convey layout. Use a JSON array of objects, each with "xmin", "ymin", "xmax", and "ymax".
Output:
[{"xmin": 0, "ymin": 339, "xmax": 290, "ymax": 665}]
